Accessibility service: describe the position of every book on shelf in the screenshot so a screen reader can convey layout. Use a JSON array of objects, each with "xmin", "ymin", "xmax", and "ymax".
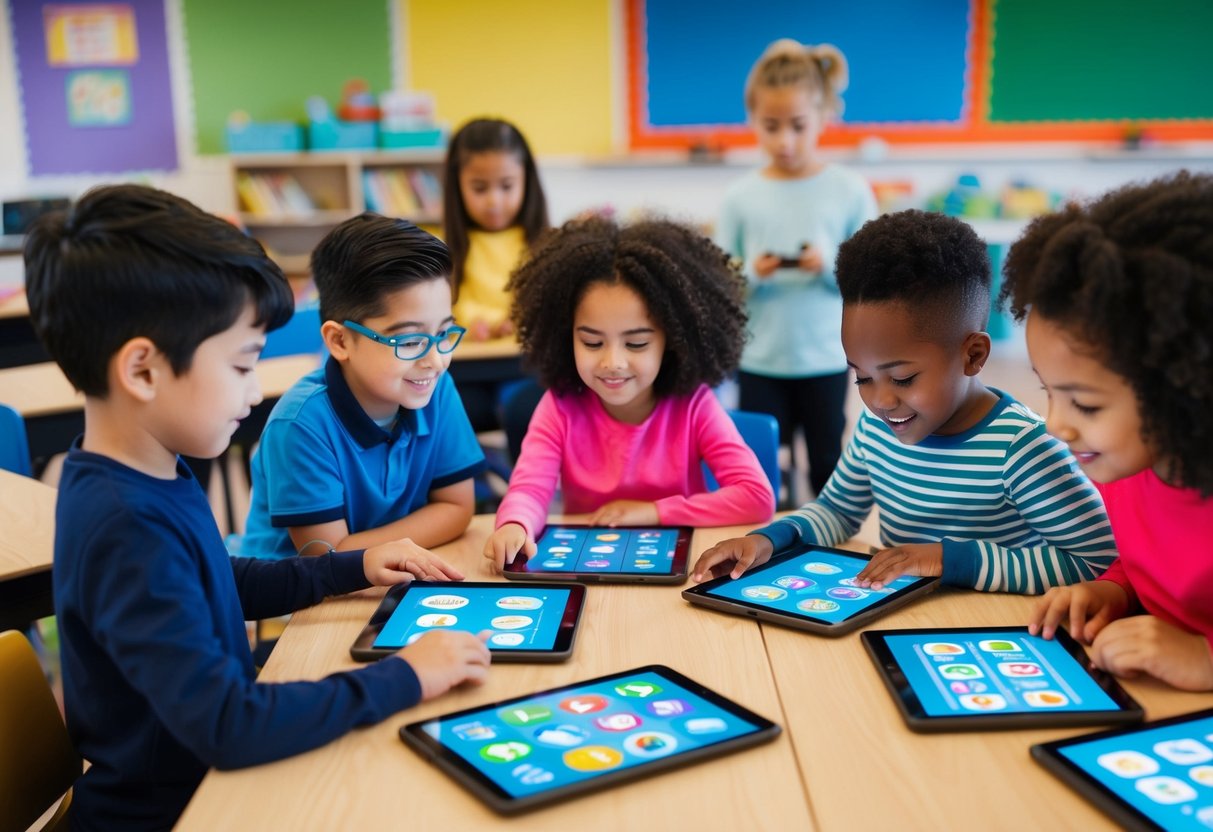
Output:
[
  {"xmin": 235, "ymin": 172, "xmax": 317, "ymax": 218},
  {"xmin": 407, "ymin": 169, "xmax": 442, "ymax": 218},
  {"xmin": 363, "ymin": 169, "xmax": 437, "ymax": 218}
]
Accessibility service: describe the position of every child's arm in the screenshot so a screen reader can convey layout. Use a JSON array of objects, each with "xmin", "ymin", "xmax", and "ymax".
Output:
[
  {"xmin": 488, "ymin": 392, "xmax": 566, "ymax": 562},
  {"xmin": 939, "ymin": 423, "xmax": 1118, "ymax": 593},
  {"xmin": 1090, "ymin": 616, "xmax": 1213, "ymax": 692}
]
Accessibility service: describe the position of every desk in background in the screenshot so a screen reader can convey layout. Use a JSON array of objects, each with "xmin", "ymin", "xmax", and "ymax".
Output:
[{"xmin": 0, "ymin": 468, "xmax": 56, "ymax": 630}]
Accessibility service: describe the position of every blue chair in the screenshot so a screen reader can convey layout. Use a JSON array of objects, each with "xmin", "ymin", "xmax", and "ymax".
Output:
[
  {"xmin": 261, "ymin": 302, "xmax": 324, "ymax": 359},
  {"xmin": 0, "ymin": 403, "xmax": 32, "ymax": 477},
  {"xmin": 703, "ymin": 409, "xmax": 781, "ymax": 498}
]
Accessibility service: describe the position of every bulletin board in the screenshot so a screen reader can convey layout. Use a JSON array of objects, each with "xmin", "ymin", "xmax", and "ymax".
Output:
[
  {"xmin": 627, "ymin": 0, "xmax": 1213, "ymax": 150},
  {"xmin": 9, "ymin": 0, "xmax": 178, "ymax": 175}
]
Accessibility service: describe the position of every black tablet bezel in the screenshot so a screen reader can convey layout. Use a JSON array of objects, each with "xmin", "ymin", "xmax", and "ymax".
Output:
[
  {"xmin": 399, "ymin": 664, "xmax": 781, "ymax": 815},
  {"xmin": 349, "ymin": 581, "xmax": 586, "ymax": 663},
  {"xmin": 862, "ymin": 626, "xmax": 1145, "ymax": 732},
  {"xmin": 681, "ymin": 544, "xmax": 940, "ymax": 636},
  {"xmin": 1030, "ymin": 708, "xmax": 1213, "ymax": 832},
  {"xmin": 502, "ymin": 524, "xmax": 693, "ymax": 584}
]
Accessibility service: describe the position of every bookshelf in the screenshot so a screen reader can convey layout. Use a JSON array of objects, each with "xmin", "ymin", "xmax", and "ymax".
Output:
[{"xmin": 230, "ymin": 149, "xmax": 445, "ymax": 275}]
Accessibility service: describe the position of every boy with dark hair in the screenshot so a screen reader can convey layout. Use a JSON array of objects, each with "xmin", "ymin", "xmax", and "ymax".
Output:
[
  {"xmin": 24, "ymin": 185, "xmax": 490, "ymax": 831},
  {"xmin": 242, "ymin": 213, "xmax": 485, "ymax": 558},
  {"xmin": 694, "ymin": 209, "xmax": 1116, "ymax": 594}
]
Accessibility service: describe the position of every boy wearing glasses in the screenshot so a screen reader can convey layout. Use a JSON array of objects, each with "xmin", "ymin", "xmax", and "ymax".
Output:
[{"xmin": 243, "ymin": 213, "xmax": 485, "ymax": 558}]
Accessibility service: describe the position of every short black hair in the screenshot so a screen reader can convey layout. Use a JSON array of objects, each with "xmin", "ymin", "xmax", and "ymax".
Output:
[
  {"xmin": 836, "ymin": 209, "xmax": 991, "ymax": 336},
  {"xmin": 311, "ymin": 213, "xmax": 453, "ymax": 325},
  {"xmin": 24, "ymin": 184, "xmax": 293, "ymax": 397},
  {"xmin": 1000, "ymin": 170, "xmax": 1213, "ymax": 496},
  {"xmin": 508, "ymin": 216, "xmax": 748, "ymax": 397}
]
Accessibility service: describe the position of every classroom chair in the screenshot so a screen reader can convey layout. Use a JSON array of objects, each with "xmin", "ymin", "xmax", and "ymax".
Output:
[
  {"xmin": 0, "ymin": 402, "xmax": 32, "ymax": 477},
  {"xmin": 703, "ymin": 410, "xmax": 782, "ymax": 501},
  {"xmin": 0, "ymin": 629, "xmax": 81, "ymax": 832}
]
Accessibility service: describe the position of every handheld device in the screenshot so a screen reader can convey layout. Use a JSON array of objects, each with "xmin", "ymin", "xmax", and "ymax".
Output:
[{"xmin": 502, "ymin": 525, "xmax": 692, "ymax": 584}]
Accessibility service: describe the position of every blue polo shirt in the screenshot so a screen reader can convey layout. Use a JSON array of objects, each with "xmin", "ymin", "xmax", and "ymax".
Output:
[{"xmin": 243, "ymin": 357, "xmax": 485, "ymax": 558}]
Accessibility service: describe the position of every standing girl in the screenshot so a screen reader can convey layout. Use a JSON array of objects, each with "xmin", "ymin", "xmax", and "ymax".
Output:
[
  {"xmin": 1005, "ymin": 171, "xmax": 1213, "ymax": 691},
  {"xmin": 717, "ymin": 39, "xmax": 876, "ymax": 500},
  {"xmin": 484, "ymin": 217, "xmax": 776, "ymax": 568}
]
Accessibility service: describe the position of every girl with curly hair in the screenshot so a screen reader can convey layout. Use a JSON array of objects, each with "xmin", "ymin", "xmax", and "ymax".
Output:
[
  {"xmin": 483, "ymin": 217, "xmax": 776, "ymax": 569},
  {"xmin": 1005, "ymin": 171, "xmax": 1213, "ymax": 692}
]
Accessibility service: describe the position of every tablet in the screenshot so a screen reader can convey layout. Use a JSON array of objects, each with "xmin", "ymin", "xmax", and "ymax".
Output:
[
  {"xmin": 682, "ymin": 544, "xmax": 939, "ymax": 636},
  {"xmin": 502, "ymin": 525, "xmax": 692, "ymax": 584},
  {"xmin": 1031, "ymin": 708, "xmax": 1213, "ymax": 832},
  {"xmin": 400, "ymin": 664, "xmax": 780, "ymax": 814},
  {"xmin": 862, "ymin": 626, "xmax": 1144, "ymax": 732},
  {"xmin": 349, "ymin": 582, "xmax": 586, "ymax": 663}
]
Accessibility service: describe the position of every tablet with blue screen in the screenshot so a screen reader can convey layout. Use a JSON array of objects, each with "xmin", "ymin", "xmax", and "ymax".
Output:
[
  {"xmin": 400, "ymin": 665, "xmax": 780, "ymax": 814},
  {"xmin": 1032, "ymin": 708, "xmax": 1213, "ymax": 832},
  {"xmin": 350, "ymin": 582, "xmax": 585, "ymax": 662},
  {"xmin": 682, "ymin": 544, "xmax": 938, "ymax": 635},
  {"xmin": 502, "ymin": 525, "xmax": 692, "ymax": 584},
  {"xmin": 862, "ymin": 626, "xmax": 1143, "ymax": 731}
]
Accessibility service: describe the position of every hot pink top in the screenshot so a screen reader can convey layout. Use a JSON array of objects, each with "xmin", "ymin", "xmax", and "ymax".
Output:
[
  {"xmin": 496, "ymin": 385, "xmax": 775, "ymax": 537},
  {"xmin": 1095, "ymin": 469, "xmax": 1213, "ymax": 647}
]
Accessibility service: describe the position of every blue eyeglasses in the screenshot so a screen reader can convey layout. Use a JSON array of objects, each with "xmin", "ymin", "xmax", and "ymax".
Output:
[{"xmin": 343, "ymin": 320, "xmax": 466, "ymax": 360}]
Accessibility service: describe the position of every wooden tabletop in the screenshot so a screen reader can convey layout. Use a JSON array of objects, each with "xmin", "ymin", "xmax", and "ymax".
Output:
[
  {"xmin": 0, "ymin": 468, "xmax": 56, "ymax": 581},
  {"xmin": 177, "ymin": 518, "xmax": 1213, "ymax": 830}
]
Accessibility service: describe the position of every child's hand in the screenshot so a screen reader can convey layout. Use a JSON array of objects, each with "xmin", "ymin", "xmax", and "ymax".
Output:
[
  {"xmin": 692, "ymin": 534, "xmax": 774, "ymax": 582},
  {"xmin": 1027, "ymin": 581, "xmax": 1130, "ymax": 643},
  {"xmin": 492, "ymin": 318, "xmax": 515, "ymax": 339},
  {"xmin": 797, "ymin": 244, "xmax": 823, "ymax": 274},
  {"xmin": 364, "ymin": 539, "xmax": 465, "ymax": 585},
  {"xmin": 483, "ymin": 523, "xmax": 535, "ymax": 569},
  {"xmin": 467, "ymin": 318, "xmax": 493, "ymax": 342},
  {"xmin": 1090, "ymin": 616, "xmax": 1213, "ymax": 692},
  {"xmin": 855, "ymin": 543, "xmax": 943, "ymax": 590},
  {"xmin": 396, "ymin": 630, "xmax": 492, "ymax": 700},
  {"xmin": 587, "ymin": 500, "xmax": 659, "ymax": 528},
  {"xmin": 753, "ymin": 254, "xmax": 781, "ymax": 279}
]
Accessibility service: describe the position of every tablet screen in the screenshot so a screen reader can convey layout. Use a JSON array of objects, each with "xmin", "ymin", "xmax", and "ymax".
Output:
[
  {"xmin": 1039, "ymin": 710, "xmax": 1213, "ymax": 831},
  {"xmin": 519, "ymin": 526, "xmax": 683, "ymax": 575},
  {"xmin": 404, "ymin": 666, "xmax": 778, "ymax": 808},
  {"xmin": 699, "ymin": 548, "xmax": 927, "ymax": 624},
  {"xmin": 881, "ymin": 629, "xmax": 1122, "ymax": 716}
]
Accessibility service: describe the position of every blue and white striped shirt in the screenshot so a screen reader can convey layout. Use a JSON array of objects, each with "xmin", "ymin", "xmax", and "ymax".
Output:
[{"xmin": 755, "ymin": 390, "xmax": 1116, "ymax": 594}]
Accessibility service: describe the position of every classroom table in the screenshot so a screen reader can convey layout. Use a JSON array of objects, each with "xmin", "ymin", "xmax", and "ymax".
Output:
[
  {"xmin": 0, "ymin": 467, "xmax": 56, "ymax": 630},
  {"xmin": 178, "ymin": 519, "xmax": 1213, "ymax": 831},
  {"xmin": 0, "ymin": 289, "xmax": 46, "ymax": 370},
  {"xmin": 448, "ymin": 336, "xmax": 524, "ymax": 385}
]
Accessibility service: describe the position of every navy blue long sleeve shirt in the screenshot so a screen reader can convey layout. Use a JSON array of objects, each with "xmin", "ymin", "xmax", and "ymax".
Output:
[{"xmin": 54, "ymin": 445, "xmax": 422, "ymax": 831}]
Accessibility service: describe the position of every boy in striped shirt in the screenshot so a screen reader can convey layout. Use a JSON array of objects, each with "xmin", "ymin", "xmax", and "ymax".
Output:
[{"xmin": 693, "ymin": 210, "xmax": 1115, "ymax": 594}]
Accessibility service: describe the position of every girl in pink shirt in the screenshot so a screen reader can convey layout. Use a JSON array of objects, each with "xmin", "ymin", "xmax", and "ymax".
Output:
[
  {"xmin": 1002, "ymin": 171, "xmax": 1213, "ymax": 692},
  {"xmin": 484, "ymin": 217, "xmax": 776, "ymax": 568}
]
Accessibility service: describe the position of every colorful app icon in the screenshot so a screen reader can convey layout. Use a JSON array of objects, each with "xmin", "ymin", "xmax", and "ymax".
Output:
[
  {"xmin": 511, "ymin": 763, "xmax": 555, "ymax": 785},
  {"xmin": 589, "ymin": 545, "xmax": 615, "ymax": 554},
  {"xmin": 405, "ymin": 632, "xmax": 424, "ymax": 645},
  {"xmin": 560, "ymin": 695, "xmax": 609, "ymax": 715},
  {"xmin": 1135, "ymin": 775, "xmax": 1197, "ymax": 804},
  {"xmin": 533, "ymin": 724, "xmax": 591, "ymax": 747},
  {"xmin": 998, "ymin": 662, "xmax": 1044, "ymax": 677},
  {"xmin": 637, "ymin": 546, "xmax": 658, "ymax": 555},
  {"xmin": 547, "ymin": 546, "xmax": 573, "ymax": 554},
  {"xmin": 419, "ymin": 594, "xmax": 469, "ymax": 610},
  {"xmin": 1023, "ymin": 691, "xmax": 1069, "ymax": 708},
  {"xmin": 922, "ymin": 642, "xmax": 965, "ymax": 656},
  {"xmin": 489, "ymin": 632, "xmax": 525, "ymax": 647},
  {"xmin": 635, "ymin": 563, "xmax": 656, "ymax": 570},
  {"xmin": 949, "ymin": 682, "xmax": 971, "ymax": 694},
  {"xmin": 1154, "ymin": 739, "xmax": 1213, "ymax": 766},
  {"xmin": 479, "ymin": 741, "xmax": 532, "ymax": 763},
  {"xmin": 939, "ymin": 664, "xmax": 984, "ymax": 680},
  {"xmin": 624, "ymin": 731, "xmax": 679, "ymax": 759},
  {"xmin": 552, "ymin": 531, "xmax": 576, "ymax": 539},
  {"xmin": 968, "ymin": 681, "xmax": 988, "ymax": 693},
  {"xmin": 542, "ymin": 559, "xmax": 566, "ymax": 568},
  {"xmin": 826, "ymin": 587, "xmax": 867, "ymax": 600},
  {"xmin": 797, "ymin": 598, "xmax": 840, "ymax": 613},
  {"xmin": 646, "ymin": 698, "xmax": 691, "ymax": 717},
  {"xmin": 563, "ymin": 746, "xmax": 623, "ymax": 772},
  {"xmin": 496, "ymin": 595, "xmax": 544, "ymax": 610},
  {"xmin": 415, "ymin": 613, "xmax": 457, "ymax": 628},
  {"xmin": 584, "ymin": 559, "xmax": 611, "ymax": 568},
  {"xmin": 1197, "ymin": 806, "xmax": 1213, "ymax": 828},
  {"xmin": 979, "ymin": 639, "xmax": 1019, "ymax": 653},
  {"xmin": 1189, "ymin": 765, "xmax": 1213, "ymax": 787},
  {"xmin": 453, "ymin": 721, "xmax": 496, "ymax": 741},
  {"xmin": 615, "ymin": 681, "xmax": 663, "ymax": 698},
  {"xmin": 595, "ymin": 713, "xmax": 642, "ymax": 732},
  {"xmin": 682, "ymin": 717, "xmax": 728, "ymax": 735},
  {"xmin": 596, "ymin": 533, "xmax": 621, "ymax": 542},
  {"xmin": 958, "ymin": 694, "xmax": 1007, "ymax": 711},
  {"xmin": 1097, "ymin": 750, "xmax": 1160, "ymax": 778},
  {"xmin": 634, "ymin": 559, "xmax": 652, "ymax": 565},
  {"xmin": 774, "ymin": 576, "xmax": 811, "ymax": 590},
  {"xmin": 742, "ymin": 586, "xmax": 787, "ymax": 602},
  {"xmin": 500, "ymin": 704, "xmax": 552, "ymax": 726},
  {"xmin": 491, "ymin": 615, "xmax": 534, "ymax": 630},
  {"xmin": 803, "ymin": 562, "xmax": 842, "ymax": 575}
]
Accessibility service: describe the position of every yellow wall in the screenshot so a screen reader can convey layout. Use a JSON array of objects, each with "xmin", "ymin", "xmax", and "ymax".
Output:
[{"xmin": 405, "ymin": 0, "xmax": 615, "ymax": 156}]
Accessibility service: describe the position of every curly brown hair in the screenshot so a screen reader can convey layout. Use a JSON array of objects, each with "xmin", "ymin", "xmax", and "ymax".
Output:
[
  {"xmin": 999, "ymin": 170, "xmax": 1213, "ymax": 496},
  {"xmin": 507, "ymin": 216, "xmax": 748, "ymax": 398}
]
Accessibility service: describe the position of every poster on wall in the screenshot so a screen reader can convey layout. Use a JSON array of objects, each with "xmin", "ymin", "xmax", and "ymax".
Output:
[{"xmin": 9, "ymin": 0, "xmax": 177, "ymax": 175}]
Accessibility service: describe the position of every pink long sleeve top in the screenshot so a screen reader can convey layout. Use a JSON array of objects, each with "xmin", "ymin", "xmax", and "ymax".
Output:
[
  {"xmin": 1094, "ymin": 469, "xmax": 1213, "ymax": 648},
  {"xmin": 495, "ymin": 385, "xmax": 776, "ymax": 538}
]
